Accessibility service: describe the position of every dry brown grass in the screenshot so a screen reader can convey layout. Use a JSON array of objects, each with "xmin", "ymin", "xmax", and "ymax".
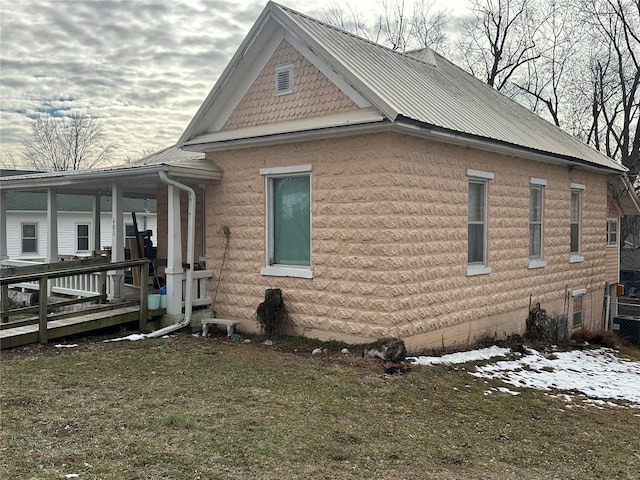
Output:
[{"xmin": 1, "ymin": 332, "xmax": 639, "ymax": 479}]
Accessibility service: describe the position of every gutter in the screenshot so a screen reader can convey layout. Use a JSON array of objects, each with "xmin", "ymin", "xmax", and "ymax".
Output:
[{"xmin": 147, "ymin": 171, "xmax": 196, "ymax": 337}]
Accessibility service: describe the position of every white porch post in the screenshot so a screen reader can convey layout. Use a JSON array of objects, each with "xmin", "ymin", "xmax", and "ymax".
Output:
[
  {"xmin": 46, "ymin": 189, "xmax": 58, "ymax": 263},
  {"xmin": 93, "ymin": 194, "xmax": 101, "ymax": 252},
  {"xmin": 0, "ymin": 188, "xmax": 7, "ymax": 261},
  {"xmin": 0, "ymin": 189, "xmax": 8, "ymax": 321},
  {"xmin": 109, "ymin": 184, "xmax": 125, "ymax": 301},
  {"xmin": 165, "ymin": 184, "xmax": 183, "ymax": 316}
]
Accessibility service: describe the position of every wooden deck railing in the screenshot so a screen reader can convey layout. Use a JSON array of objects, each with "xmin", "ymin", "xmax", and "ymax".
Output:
[{"xmin": 0, "ymin": 257, "xmax": 150, "ymax": 344}]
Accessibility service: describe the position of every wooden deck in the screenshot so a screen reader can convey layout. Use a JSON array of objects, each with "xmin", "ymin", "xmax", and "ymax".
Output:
[
  {"xmin": 1, "ymin": 258, "xmax": 156, "ymax": 349},
  {"xmin": 0, "ymin": 304, "xmax": 166, "ymax": 349}
]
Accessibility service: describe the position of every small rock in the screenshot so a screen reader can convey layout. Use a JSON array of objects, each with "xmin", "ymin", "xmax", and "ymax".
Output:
[
  {"xmin": 243, "ymin": 339, "xmax": 251, "ymax": 344},
  {"xmin": 312, "ymin": 348, "xmax": 322, "ymax": 355},
  {"xmin": 322, "ymin": 348, "xmax": 328, "ymax": 354},
  {"xmin": 341, "ymin": 348, "xmax": 350, "ymax": 354},
  {"xmin": 263, "ymin": 339, "xmax": 273, "ymax": 346}
]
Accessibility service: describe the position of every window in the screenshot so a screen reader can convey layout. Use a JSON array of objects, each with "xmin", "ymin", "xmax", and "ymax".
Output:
[
  {"xmin": 21, "ymin": 223, "xmax": 38, "ymax": 254},
  {"xmin": 260, "ymin": 165, "xmax": 312, "ymax": 278},
  {"xmin": 572, "ymin": 289, "xmax": 586, "ymax": 328},
  {"xmin": 607, "ymin": 218, "xmax": 618, "ymax": 246},
  {"xmin": 77, "ymin": 224, "xmax": 90, "ymax": 252},
  {"xmin": 467, "ymin": 169, "xmax": 494, "ymax": 276},
  {"xmin": 275, "ymin": 63, "xmax": 294, "ymax": 95},
  {"xmin": 570, "ymin": 184, "xmax": 584, "ymax": 262},
  {"xmin": 529, "ymin": 179, "xmax": 546, "ymax": 268}
]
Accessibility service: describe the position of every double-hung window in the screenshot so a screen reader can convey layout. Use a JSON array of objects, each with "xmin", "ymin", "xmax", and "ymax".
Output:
[
  {"xmin": 21, "ymin": 223, "xmax": 38, "ymax": 254},
  {"xmin": 260, "ymin": 165, "xmax": 312, "ymax": 278},
  {"xmin": 607, "ymin": 218, "xmax": 618, "ymax": 246},
  {"xmin": 77, "ymin": 224, "xmax": 90, "ymax": 252},
  {"xmin": 570, "ymin": 183, "xmax": 585, "ymax": 262},
  {"xmin": 467, "ymin": 169, "xmax": 493, "ymax": 276},
  {"xmin": 529, "ymin": 178, "xmax": 546, "ymax": 268}
]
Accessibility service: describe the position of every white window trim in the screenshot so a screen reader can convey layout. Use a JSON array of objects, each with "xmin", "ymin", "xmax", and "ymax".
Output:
[
  {"xmin": 467, "ymin": 169, "xmax": 493, "ymax": 276},
  {"xmin": 528, "ymin": 260, "xmax": 547, "ymax": 269},
  {"xmin": 76, "ymin": 223, "xmax": 91, "ymax": 252},
  {"xmin": 570, "ymin": 186, "xmax": 583, "ymax": 260},
  {"xmin": 606, "ymin": 217, "xmax": 618, "ymax": 247},
  {"xmin": 21, "ymin": 222, "xmax": 38, "ymax": 255},
  {"xmin": 572, "ymin": 289, "xmax": 586, "ymax": 328},
  {"xmin": 529, "ymin": 179, "xmax": 545, "ymax": 267},
  {"xmin": 260, "ymin": 164, "xmax": 313, "ymax": 279},
  {"xmin": 275, "ymin": 63, "xmax": 294, "ymax": 96}
]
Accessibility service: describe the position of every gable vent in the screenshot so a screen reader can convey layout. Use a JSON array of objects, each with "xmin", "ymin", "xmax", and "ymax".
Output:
[{"xmin": 275, "ymin": 63, "xmax": 293, "ymax": 95}]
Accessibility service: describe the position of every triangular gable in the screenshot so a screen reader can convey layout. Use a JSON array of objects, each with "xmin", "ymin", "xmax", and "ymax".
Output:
[
  {"xmin": 222, "ymin": 39, "xmax": 360, "ymax": 130},
  {"xmin": 178, "ymin": 2, "xmax": 379, "ymax": 148}
]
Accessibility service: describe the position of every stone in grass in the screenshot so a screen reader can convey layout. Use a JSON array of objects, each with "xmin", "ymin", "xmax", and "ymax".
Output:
[
  {"xmin": 312, "ymin": 348, "xmax": 323, "ymax": 355},
  {"xmin": 364, "ymin": 338, "xmax": 407, "ymax": 362}
]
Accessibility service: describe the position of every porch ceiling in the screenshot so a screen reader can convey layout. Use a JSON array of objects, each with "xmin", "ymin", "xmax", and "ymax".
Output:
[{"xmin": 0, "ymin": 160, "xmax": 222, "ymax": 198}]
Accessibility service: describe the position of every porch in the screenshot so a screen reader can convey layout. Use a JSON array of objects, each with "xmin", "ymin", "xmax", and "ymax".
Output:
[{"xmin": 0, "ymin": 151, "xmax": 222, "ymax": 343}]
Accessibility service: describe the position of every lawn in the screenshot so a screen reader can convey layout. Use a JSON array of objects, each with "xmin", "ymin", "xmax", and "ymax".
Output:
[{"xmin": 1, "ymin": 332, "xmax": 639, "ymax": 479}]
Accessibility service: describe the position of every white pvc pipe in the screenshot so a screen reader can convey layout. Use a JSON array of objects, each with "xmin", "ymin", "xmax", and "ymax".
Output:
[{"xmin": 147, "ymin": 170, "xmax": 196, "ymax": 338}]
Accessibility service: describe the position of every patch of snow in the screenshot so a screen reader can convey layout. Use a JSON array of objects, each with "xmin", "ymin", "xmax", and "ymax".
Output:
[
  {"xmin": 409, "ymin": 346, "xmax": 510, "ymax": 365},
  {"xmin": 55, "ymin": 344, "xmax": 78, "ymax": 348},
  {"xmin": 411, "ymin": 346, "xmax": 640, "ymax": 406}
]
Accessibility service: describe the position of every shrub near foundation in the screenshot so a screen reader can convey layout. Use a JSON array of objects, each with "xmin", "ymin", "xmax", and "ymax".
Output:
[{"xmin": 256, "ymin": 288, "xmax": 288, "ymax": 340}]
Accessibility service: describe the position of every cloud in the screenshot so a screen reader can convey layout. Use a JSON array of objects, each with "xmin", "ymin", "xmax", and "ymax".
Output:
[
  {"xmin": 0, "ymin": 0, "xmax": 267, "ymax": 164},
  {"xmin": 0, "ymin": 0, "xmax": 462, "ymax": 166}
]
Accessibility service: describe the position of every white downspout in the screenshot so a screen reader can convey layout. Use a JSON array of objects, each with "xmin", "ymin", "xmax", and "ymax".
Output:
[{"xmin": 147, "ymin": 170, "xmax": 196, "ymax": 338}]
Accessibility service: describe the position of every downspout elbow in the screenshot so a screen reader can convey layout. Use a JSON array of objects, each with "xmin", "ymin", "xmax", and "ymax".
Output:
[{"xmin": 147, "ymin": 170, "xmax": 196, "ymax": 337}]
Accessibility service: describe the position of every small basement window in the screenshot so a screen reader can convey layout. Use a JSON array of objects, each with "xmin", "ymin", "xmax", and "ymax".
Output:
[{"xmin": 275, "ymin": 63, "xmax": 294, "ymax": 95}]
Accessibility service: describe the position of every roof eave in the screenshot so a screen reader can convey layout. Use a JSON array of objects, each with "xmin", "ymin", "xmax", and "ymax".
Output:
[{"xmin": 392, "ymin": 119, "xmax": 627, "ymax": 175}]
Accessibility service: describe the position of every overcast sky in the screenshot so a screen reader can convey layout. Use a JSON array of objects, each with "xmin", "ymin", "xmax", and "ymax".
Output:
[{"xmin": 0, "ymin": 0, "xmax": 467, "ymax": 167}]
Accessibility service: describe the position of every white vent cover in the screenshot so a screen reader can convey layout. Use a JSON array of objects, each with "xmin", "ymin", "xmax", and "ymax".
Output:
[{"xmin": 275, "ymin": 63, "xmax": 293, "ymax": 95}]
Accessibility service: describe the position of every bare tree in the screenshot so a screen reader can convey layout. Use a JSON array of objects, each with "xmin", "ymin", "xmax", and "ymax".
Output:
[
  {"xmin": 319, "ymin": 1, "xmax": 371, "ymax": 39},
  {"xmin": 457, "ymin": 0, "xmax": 542, "ymax": 92},
  {"xmin": 22, "ymin": 113, "xmax": 113, "ymax": 172},
  {"xmin": 320, "ymin": 0, "xmax": 450, "ymax": 53},
  {"xmin": 512, "ymin": 0, "xmax": 583, "ymax": 126}
]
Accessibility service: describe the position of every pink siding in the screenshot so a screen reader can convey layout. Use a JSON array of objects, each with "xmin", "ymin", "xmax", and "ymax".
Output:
[
  {"xmin": 222, "ymin": 40, "xmax": 359, "ymax": 130},
  {"xmin": 204, "ymin": 133, "xmax": 610, "ymax": 349}
]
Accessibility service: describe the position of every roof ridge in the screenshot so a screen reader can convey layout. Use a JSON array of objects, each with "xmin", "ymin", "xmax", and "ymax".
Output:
[{"xmin": 272, "ymin": 2, "xmax": 440, "ymax": 69}]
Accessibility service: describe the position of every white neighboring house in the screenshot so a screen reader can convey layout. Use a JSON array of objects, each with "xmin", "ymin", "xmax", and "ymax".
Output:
[{"xmin": 2, "ymin": 170, "xmax": 157, "ymax": 261}]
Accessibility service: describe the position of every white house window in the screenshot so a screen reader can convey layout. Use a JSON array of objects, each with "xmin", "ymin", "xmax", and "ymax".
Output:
[
  {"xmin": 260, "ymin": 165, "xmax": 312, "ymax": 279},
  {"xmin": 77, "ymin": 224, "xmax": 90, "ymax": 252},
  {"xmin": 275, "ymin": 63, "xmax": 294, "ymax": 95},
  {"xmin": 607, "ymin": 218, "xmax": 618, "ymax": 246},
  {"xmin": 21, "ymin": 223, "xmax": 38, "ymax": 254},
  {"xmin": 529, "ymin": 178, "xmax": 546, "ymax": 268},
  {"xmin": 572, "ymin": 289, "xmax": 586, "ymax": 328},
  {"xmin": 570, "ymin": 183, "xmax": 585, "ymax": 262},
  {"xmin": 467, "ymin": 169, "xmax": 494, "ymax": 276}
]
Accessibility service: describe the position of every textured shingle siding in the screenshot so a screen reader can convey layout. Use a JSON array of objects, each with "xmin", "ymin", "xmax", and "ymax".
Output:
[
  {"xmin": 205, "ymin": 132, "xmax": 609, "ymax": 349},
  {"xmin": 222, "ymin": 40, "xmax": 359, "ymax": 130}
]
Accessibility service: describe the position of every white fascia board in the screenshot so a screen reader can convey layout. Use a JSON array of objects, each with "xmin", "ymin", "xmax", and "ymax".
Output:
[
  {"xmin": 274, "ymin": 8, "xmax": 400, "ymax": 121},
  {"xmin": 177, "ymin": 7, "xmax": 279, "ymax": 146},
  {"xmin": 283, "ymin": 31, "xmax": 371, "ymax": 109},
  {"xmin": 392, "ymin": 121, "xmax": 627, "ymax": 175},
  {"xmin": 183, "ymin": 108, "xmax": 386, "ymax": 150}
]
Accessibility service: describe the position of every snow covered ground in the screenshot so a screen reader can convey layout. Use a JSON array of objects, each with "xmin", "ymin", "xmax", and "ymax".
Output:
[{"xmin": 410, "ymin": 346, "xmax": 640, "ymax": 408}]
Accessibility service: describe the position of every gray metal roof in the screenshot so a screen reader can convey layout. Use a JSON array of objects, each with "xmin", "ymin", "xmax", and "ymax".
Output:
[
  {"xmin": 131, "ymin": 145, "xmax": 205, "ymax": 166},
  {"xmin": 272, "ymin": 2, "xmax": 623, "ymax": 172},
  {"xmin": 181, "ymin": 2, "xmax": 623, "ymax": 173}
]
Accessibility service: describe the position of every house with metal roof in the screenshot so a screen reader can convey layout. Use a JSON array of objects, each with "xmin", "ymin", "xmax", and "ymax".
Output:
[{"xmin": 174, "ymin": 1, "xmax": 639, "ymax": 349}]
